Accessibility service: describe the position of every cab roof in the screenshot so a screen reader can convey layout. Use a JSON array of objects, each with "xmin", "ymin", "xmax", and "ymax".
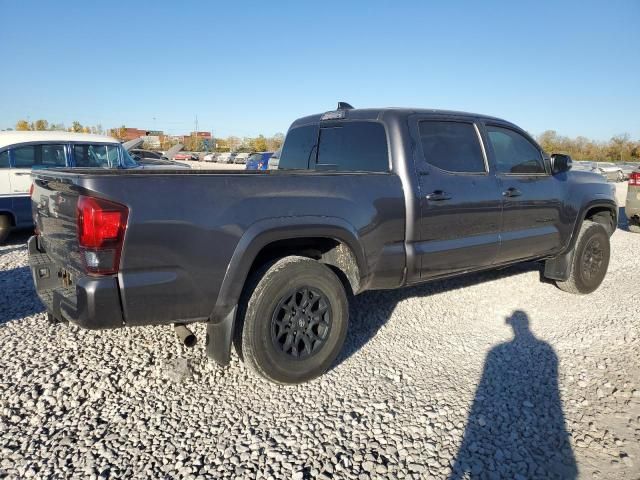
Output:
[
  {"xmin": 289, "ymin": 107, "xmax": 515, "ymax": 129},
  {"xmin": 0, "ymin": 131, "xmax": 119, "ymax": 149}
]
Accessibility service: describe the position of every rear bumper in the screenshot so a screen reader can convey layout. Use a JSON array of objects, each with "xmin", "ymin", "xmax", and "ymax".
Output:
[{"xmin": 28, "ymin": 236, "xmax": 124, "ymax": 329}]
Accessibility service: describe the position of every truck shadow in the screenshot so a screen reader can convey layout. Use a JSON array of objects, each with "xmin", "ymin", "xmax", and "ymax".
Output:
[
  {"xmin": 448, "ymin": 311, "xmax": 577, "ymax": 479},
  {"xmin": 0, "ymin": 265, "xmax": 45, "ymax": 326},
  {"xmin": 337, "ymin": 261, "xmax": 543, "ymax": 366}
]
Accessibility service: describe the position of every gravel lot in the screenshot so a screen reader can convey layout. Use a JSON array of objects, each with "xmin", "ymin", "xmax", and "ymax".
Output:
[{"xmin": 1, "ymin": 184, "xmax": 638, "ymax": 479}]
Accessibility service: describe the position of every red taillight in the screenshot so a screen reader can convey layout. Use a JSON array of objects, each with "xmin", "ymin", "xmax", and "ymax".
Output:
[
  {"xmin": 77, "ymin": 195, "xmax": 128, "ymax": 275},
  {"xmin": 629, "ymin": 172, "xmax": 640, "ymax": 186}
]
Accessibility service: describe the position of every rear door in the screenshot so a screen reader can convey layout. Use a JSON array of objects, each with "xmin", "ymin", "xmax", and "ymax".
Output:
[
  {"xmin": 9, "ymin": 143, "xmax": 67, "ymax": 225},
  {"xmin": 411, "ymin": 117, "xmax": 503, "ymax": 278},
  {"xmin": 483, "ymin": 123, "xmax": 563, "ymax": 263}
]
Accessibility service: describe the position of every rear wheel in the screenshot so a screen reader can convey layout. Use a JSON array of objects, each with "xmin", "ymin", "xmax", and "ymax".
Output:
[
  {"xmin": 0, "ymin": 215, "xmax": 11, "ymax": 243},
  {"xmin": 556, "ymin": 220, "xmax": 610, "ymax": 294},
  {"xmin": 237, "ymin": 256, "xmax": 349, "ymax": 384},
  {"xmin": 629, "ymin": 217, "xmax": 640, "ymax": 234}
]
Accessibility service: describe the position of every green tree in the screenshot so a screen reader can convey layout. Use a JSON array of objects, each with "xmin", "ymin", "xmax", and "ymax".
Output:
[{"xmin": 70, "ymin": 121, "xmax": 83, "ymax": 133}]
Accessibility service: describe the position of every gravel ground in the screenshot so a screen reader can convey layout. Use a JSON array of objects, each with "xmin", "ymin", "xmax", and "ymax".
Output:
[{"xmin": 1, "ymin": 184, "xmax": 638, "ymax": 479}]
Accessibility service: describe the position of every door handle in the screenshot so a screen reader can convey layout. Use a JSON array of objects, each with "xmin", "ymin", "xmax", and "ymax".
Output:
[
  {"xmin": 502, "ymin": 187, "xmax": 522, "ymax": 198},
  {"xmin": 425, "ymin": 190, "xmax": 452, "ymax": 201},
  {"xmin": 14, "ymin": 172, "xmax": 32, "ymax": 176}
]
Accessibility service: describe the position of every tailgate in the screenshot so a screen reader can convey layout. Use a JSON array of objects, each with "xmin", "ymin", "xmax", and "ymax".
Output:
[{"xmin": 32, "ymin": 173, "xmax": 84, "ymax": 275}]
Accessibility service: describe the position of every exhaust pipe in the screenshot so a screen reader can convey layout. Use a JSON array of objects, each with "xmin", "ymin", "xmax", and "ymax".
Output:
[{"xmin": 174, "ymin": 324, "xmax": 197, "ymax": 348}]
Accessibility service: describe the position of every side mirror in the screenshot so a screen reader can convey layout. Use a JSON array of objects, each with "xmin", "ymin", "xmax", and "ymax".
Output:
[{"xmin": 551, "ymin": 153, "xmax": 572, "ymax": 174}]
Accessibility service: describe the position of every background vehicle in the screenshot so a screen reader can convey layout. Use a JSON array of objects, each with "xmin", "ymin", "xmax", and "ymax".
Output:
[
  {"xmin": 129, "ymin": 149, "xmax": 190, "ymax": 169},
  {"xmin": 233, "ymin": 152, "xmax": 250, "ymax": 164},
  {"xmin": 0, "ymin": 131, "xmax": 136, "ymax": 242},
  {"xmin": 216, "ymin": 152, "xmax": 236, "ymax": 164},
  {"xmin": 619, "ymin": 162, "xmax": 638, "ymax": 180},
  {"xmin": 592, "ymin": 162, "xmax": 625, "ymax": 182},
  {"xmin": 627, "ymin": 169, "xmax": 640, "ymax": 233},
  {"xmin": 203, "ymin": 153, "xmax": 218, "ymax": 162},
  {"xmin": 245, "ymin": 152, "xmax": 274, "ymax": 170},
  {"xmin": 28, "ymin": 105, "xmax": 617, "ymax": 384},
  {"xmin": 267, "ymin": 148, "xmax": 281, "ymax": 169},
  {"xmin": 173, "ymin": 152, "xmax": 199, "ymax": 161},
  {"xmin": 130, "ymin": 149, "xmax": 168, "ymax": 161}
]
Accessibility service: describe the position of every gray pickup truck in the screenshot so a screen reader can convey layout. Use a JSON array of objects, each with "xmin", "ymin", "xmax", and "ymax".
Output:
[{"xmin": 29, "ymin": 104, "xmax": 617, "ymax": 384}]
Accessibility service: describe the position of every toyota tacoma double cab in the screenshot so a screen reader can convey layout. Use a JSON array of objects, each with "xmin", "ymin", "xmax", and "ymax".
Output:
[{"xmin": 29, "ymin": 104, "xmax": 617, "ymax": 384}]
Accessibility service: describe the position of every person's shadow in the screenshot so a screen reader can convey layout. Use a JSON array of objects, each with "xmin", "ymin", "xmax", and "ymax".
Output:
[{"xmin": 449, "ymin": 310, "xmax": 577, "ymax": 479}]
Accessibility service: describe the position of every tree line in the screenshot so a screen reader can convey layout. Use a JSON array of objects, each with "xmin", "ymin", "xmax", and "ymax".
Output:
[
  {"xmin": 9, "ymin": 119, "xmax": 284, "ymax": 153},
  {"xmin": 536, "ymin": 131, "xmax": 639, "ymax": 162},
  {"xmin": 12, "ymin": 119, "xmax": 105, "ymax": 134}
]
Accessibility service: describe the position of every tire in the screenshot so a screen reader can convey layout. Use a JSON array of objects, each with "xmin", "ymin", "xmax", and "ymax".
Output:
[
  {"xmin": 0, "ymin": 215, "xmax": 11, "ymax": 243},
  {"xmin": 629, "ymin": 218, "xmax": 640, "ymax": 234},
  {"xmin": 617, "ymin": 171, "xmax": 624, "ymax": 182},
  {"xmin": 556, "ymin": 220, "xmax": 610, "ymax": 294},
  {"xmin": 237, "ymin": 256, "xmax": 349, "ymax": 384}
]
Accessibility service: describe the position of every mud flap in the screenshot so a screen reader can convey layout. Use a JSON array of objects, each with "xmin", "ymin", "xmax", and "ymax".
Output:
[
  {"xmin": 544, "ymin": 250, "xmax": 574, "ymax": 281},
  {"xmin": 206, "ymin": 306, "xmax": 236, "ymax": 366}
]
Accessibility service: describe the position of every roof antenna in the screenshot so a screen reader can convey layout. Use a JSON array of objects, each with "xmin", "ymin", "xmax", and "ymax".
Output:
[{"xmin": 337, "ymin": 102, "xmax": 354, "ymax": 110}]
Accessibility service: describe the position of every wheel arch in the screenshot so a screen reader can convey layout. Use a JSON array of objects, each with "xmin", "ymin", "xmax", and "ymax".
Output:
[{"xmin": 206, "ymin": 216, "xmax": 366, "ymax": 366}]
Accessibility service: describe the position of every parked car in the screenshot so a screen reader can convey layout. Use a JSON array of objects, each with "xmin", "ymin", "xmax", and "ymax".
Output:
[
  {"xmin": 173, "ymin": 152, "xmax": 200, "ymax": 161},
  {"xmin": 216, "ymin": 152, "xmax": 236, "ymax": 164},
  {"xmin": 203, "ymin": 153, "xmax": 218, "ymax": 162},
  {"xmin": 129, "ymin": 149, "xmax": 190, "ymax": 169},
  {"xmin": 619, "ymin": 162, "xmax": 638, "ymax": 180},
  {"xmin": 591, "ymin": 162, "xmax": 625, "ymax": 182},
  {"xmin": 245, "ymin": 152, "xmax": 274, "ymax": 170},
  {"xmin": 130, "ymin": 149, "xmax": 167, "ymax": 161},
  {"xmin": 626, "ymin": 168, "xmax": 640, "ymax": 233},
  {"xmin": 129, "ymin": 154, "xmax": 191, "ymax": 169},
  {"xmin": 0, "ymin": 131, "xmax": 138, "ymax": 242},
  {"xmin": 233, "ymin": 152, "xmax": 250, "ymax": 164},
  {"xmin": 268, "ymin": 148, "xmax": 281, "ymax": 170},
  {"xmin": 29, "ymin": 104, "xmax": 617, "ymax": 384}
]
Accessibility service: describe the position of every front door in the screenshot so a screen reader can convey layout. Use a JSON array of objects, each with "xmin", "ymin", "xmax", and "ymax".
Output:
[
  {"xmin": 412, "ymin": 117, "xmax": 503, "ymax": 278},
  {"xmin": 483, "ymin": 124, "xmax": 563, "ymax": 263}
]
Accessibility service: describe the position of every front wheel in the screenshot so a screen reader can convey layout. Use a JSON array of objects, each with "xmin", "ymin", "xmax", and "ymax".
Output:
[
  {"xmin": 556, "ymin": 220, "xmax": 610, "ymax": 294},
  {"xmin": 238, "ymin": 256, "xmax": 349, "ymax": 384},
  {"xmin": 629, "ymin": 217, "xmax": 640, "ymax": 234}
]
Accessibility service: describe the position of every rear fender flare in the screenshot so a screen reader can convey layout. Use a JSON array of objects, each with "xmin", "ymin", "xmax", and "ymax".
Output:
[{"xmin": 209, "ymin": 215, "xmax": 366, "ymax": 324}]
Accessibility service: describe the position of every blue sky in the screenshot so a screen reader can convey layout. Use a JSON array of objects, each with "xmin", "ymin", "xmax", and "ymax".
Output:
[{"xmin": 0, "ymin": 0, "xmax": 638, "ymax": 140}]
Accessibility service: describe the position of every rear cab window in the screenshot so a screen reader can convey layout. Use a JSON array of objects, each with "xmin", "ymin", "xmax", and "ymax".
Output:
[
  {"xmin": 279, "ymin": 125, "xmax": 318, "ymax": 170},
  {"xmin": 316, "ymin": 121, "xmax": 389, "ymax": 172},
  {"xmin": 279, "ymin": 121, "xmax": 389, "ymax": 173}
]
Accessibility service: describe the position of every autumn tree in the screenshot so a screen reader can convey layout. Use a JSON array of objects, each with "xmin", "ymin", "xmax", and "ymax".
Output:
[
  {"xmin": 33, "ymin": 119, "xmax": 49, "ymax": 131},
  {"xmin": 16, "ymin": 120, "xmax": 31, "ymax": 131},
  {"xmin": 252, "ymin": 134, "xmax": 268, "ymax": 152},
  {"xmin": 70, "ymin": 121, "xmax": 83, "ymax": 133}
]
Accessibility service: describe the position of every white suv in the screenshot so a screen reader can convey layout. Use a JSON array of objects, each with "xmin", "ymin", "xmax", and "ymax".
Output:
[{"xmin": 0, "ymin": 131, "xmax": 133, "ymax": 242}]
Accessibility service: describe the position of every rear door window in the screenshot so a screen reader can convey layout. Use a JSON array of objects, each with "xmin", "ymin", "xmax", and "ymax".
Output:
[
  {"xmin": 316, "ymin": 121, "xmax": 389, "ymax": 172},
  {"xmin": 41, "ymin": 145, "xmax": 66, "ymax": 167},
  {"xmin": 0, "ymin": 151, "xmax": 9, "ymax": 168},
  {"xmin": 279, "ymin": 125, "xmax": 318, "ymax": 170},
  {"xmin": 418, "ymin": 121, "xmax": 486, "ymax": 173},
  {"xmin": 486, "ymin": 126, "xmax": 546, "ymax": 175},
  {"xmin": 74, "ymin": 144, "xmax": 120, "ymax": 168}
]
